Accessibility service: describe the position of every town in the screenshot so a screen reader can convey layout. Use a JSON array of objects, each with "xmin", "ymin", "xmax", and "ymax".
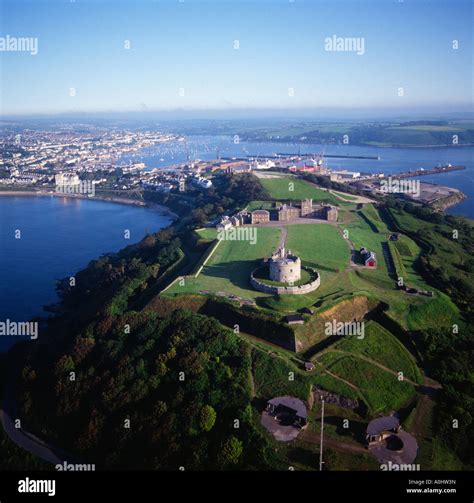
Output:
[{"xmin": 0, "ymin": 128, "xmax": 465, "ymax": 211}]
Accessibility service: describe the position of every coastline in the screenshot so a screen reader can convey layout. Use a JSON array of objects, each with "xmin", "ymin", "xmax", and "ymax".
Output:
[
  {"xmin": 431, "ymin": 191, "xmax": 468, "ymax": 212},
  {"xmin": 0, "ymin": 190, "xmax": 179, "ymax": 220},
  {"xmin": 243, "ymin": 140, "xmax": 474, "ymax": 149}
]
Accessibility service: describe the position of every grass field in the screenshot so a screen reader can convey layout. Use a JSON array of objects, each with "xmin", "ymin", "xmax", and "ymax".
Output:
[
  {"xmin": 285, "ymin": 223, "xmax": 349, "ymax": 272},
  {"xmin": 330, "ymin": 321, "xmax": 422, "ymax": 384},
  {"xmin": 406, "ymin": 292, "xmax": 459, "ymax": 330},
  {"xmin": 257, "ymin": 223, "xmax": 351, "ymax": 312},
  {"xmin": 168, "ymin": 204, "xmax": 457, "ymax": 339},
  {"xmin": 195, "ymin": 227, "xmax": 217, "ymax": 240},
  {"xmin": 259, "ymin": 176, "xmax": 342, "ymax": 205},
  {"xmin": 246, "ymin": 200, "xmax": 275, "ymax": 211},
  {"xmin": 165, "ymin": 226, "xmax": 281, "ymax": 299},
  {"xmin": 318, "ymin": 352, "xmax": 417, "ymax": 413},
  {"xmin": 250, "ymin": 345, "xmax": 360, "ymax": 402},
  {"xmin": 329, "ymin": 190, "xmax": 358, "ymax": 201}
]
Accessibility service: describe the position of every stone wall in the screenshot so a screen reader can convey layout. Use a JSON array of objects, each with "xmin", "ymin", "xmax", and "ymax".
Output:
[{"xmin": 251, "ymin": 267, "xmax": 320, "ymax": 295}]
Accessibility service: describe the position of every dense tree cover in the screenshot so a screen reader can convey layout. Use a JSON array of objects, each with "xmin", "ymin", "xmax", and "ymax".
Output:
[
  {"xmin": 145, "ymin": 172, "xmax": 270, "ymax": 225},
  {"xmin": 387, "ymin": 200, "xmax": 474, "ymax": 321},
  {"xmin": 0, "ymin": 429, "xmax": 51, "ymax": 471},
  {"xmin": 416, "ymin": 327, "xmax": 474, "ymax": 466},
  {"xmin": 18, "ymin": 309, "xmax": 284, "ymax": 470},
  {"xmin": 385, "ymin": 201, "xmax": 474, "ymax": 466},
  {"xmin": 55, "ymin": 228, "xmax": 182, "ymax": 319}
]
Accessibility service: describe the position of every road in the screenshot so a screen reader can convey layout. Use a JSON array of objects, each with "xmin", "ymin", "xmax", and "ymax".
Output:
[{"xmin": 1, "ymin": 366, "xmax": 76, "ymax": 466}]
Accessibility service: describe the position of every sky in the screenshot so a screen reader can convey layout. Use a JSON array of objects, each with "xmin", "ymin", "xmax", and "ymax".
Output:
[{"xmin": 0, "ymin": 0, "xmax": 472, "ymax": 116}]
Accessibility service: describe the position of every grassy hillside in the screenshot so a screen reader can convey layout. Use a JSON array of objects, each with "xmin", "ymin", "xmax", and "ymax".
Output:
[
  {"xmin": 329, "ymin": 321, "xmax": 422, "ymax": 384},
  {"xmin": 318, "ymin": 352, "xmax": 417, "ymax": 413},
  {"xmin": 258, "ymin": 176, "xmax": 342, "ymax": 204}
]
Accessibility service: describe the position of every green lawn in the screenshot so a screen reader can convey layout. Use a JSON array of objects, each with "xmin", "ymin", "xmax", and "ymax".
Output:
[
  {"xmin": 246, "ymin": 200, "xmax": 275, "ymax": 211},
  {"xmin": 165, "ymin": 226, "xmax": 281, "ymax": 299},
  {"xmin": 318, "ymin": 352, "xmax": 417, "ymax": 414},
  {"xmin": 259, "ymin": 176, "xmax": 341, "ymax": 205},
  {"xmin": 331, "ymin": 320, "xmax": 422, "ymax": 384},
  {"xmin": 251, "ymin": 346, "xmax": 360, "ymax": 402},
  {"xmin": 330, "ymin": 190, "xmax": 358, "ymax": 201},
  {"xmin": 285, "ymin": 223, "xmax": 349, "ymax": 272},
  {"xmin": 170, "ymin": 205, "xmax": 457, "ymax": 338},
  {"xmin": 406, "ymin": 292, "xmax": 459, "ymax": 330},
  {"xmin": 195, "ymin": 227, "xmax": 217, "ymax": 240}
]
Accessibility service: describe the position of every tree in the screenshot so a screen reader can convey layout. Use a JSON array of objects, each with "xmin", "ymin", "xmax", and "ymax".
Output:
[
  {"xmin": 191, "ymin": 208, "xmax": 207, "ymax": 224},
  {"xmin": 219, "ymin": 436, "xmax": 243, "ymax": 466},
  {"xmin": 199, "ymin": 405, "xmax": 216, "ymax": 432}
]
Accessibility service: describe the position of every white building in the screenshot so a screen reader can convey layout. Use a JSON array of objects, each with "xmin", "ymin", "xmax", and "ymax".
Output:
[
  {"xmin": 55, "ymin": 173, "xmax": 80, "ymax": 186},
  {"xmin": 252, "ymin": 160, "xmax": 276, "ymax": 170}
]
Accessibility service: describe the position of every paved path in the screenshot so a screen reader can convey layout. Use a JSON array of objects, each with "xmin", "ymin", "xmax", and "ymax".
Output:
[
  {"xmin": 1, "ymin": 366, "xmax": 76, "ymax": 465},
  {"xmin": 244, "ymin": 217, "xmax": 333, "ymax": 228},
  {"xmin": 277, "ymin": 226, "xmax": 288, "ymax": 249},
  {"xmin": 327, "ymin": 188, "xmax": 376, "ymax": 204},
  {"xmin": 300, "ymin": 429, "xmax": 367, "ymax": 455}
]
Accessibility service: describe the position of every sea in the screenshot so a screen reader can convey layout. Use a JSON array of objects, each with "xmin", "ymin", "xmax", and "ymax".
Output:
[{"xmin": 0, "ymin": 196, "xmax": 171, "ymax": 352}]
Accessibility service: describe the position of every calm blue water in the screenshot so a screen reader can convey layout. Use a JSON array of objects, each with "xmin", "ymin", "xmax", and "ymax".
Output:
[
  {"xmin": 0, "ymin": 196, "xmax": 171, "ymax": 351},
  {"xmin": 121, "ymin": 135, "xmax": 474, "ymax": 219}
]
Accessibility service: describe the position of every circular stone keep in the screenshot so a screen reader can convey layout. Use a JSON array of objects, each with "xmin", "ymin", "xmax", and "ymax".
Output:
[{"xmin": 269, "ymin": 254, "xmax": 301, "ymax": 283}]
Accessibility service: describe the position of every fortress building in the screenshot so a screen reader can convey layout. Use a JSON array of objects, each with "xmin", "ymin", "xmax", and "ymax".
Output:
[
  {"xmin": 274, "ymin": 199, "xmax": 338, "ymax": 222},
  {"xmin": 269, "ymin": 247, "xmax": 301, "ymax": 283},
  {"xmin": 250, "ymin": 246, "xmax": 320, "ymax": 295},
  {"xmin": 277, "ymin": 203, "xmax": 300, "ymax": 222},
  {"xmin": 251, "ymin": 209, "xmax": 270, "ymax": 224}
]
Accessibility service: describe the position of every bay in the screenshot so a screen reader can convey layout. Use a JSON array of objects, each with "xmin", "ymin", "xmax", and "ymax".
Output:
[
  {"xmin": 0, "ymin": 196, "xmax": 172, "ymax": 351},
  {"xmin": 121, "ymin": 135, "xmax": 474, "ymax": 219}
]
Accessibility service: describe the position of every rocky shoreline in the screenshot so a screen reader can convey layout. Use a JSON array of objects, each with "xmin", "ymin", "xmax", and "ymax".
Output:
[{"xmin": 431, "ymin": 190, "xmax": 468, "ymax": 212}]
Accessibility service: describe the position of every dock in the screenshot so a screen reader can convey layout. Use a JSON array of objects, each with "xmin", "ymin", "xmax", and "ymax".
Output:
[{"xmin": 394, "ymin": 165, "xmax": 465, "ymax": 179}]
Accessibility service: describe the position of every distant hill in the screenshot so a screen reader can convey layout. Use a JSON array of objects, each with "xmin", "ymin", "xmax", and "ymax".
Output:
[{"xmin": 239, "ymin": 120, "xmax": 474, "ymax": 147}]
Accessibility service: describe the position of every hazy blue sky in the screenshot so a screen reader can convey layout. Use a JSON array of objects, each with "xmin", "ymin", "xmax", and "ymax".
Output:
[{"xmin": 0, "ymin": 0, "xmax": 472, "ymax": 115}]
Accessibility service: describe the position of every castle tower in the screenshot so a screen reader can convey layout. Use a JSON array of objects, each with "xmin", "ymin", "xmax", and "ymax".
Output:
[{"xmin": 269, "ymin": 248, "xmax": 301, "ymax": 283}]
